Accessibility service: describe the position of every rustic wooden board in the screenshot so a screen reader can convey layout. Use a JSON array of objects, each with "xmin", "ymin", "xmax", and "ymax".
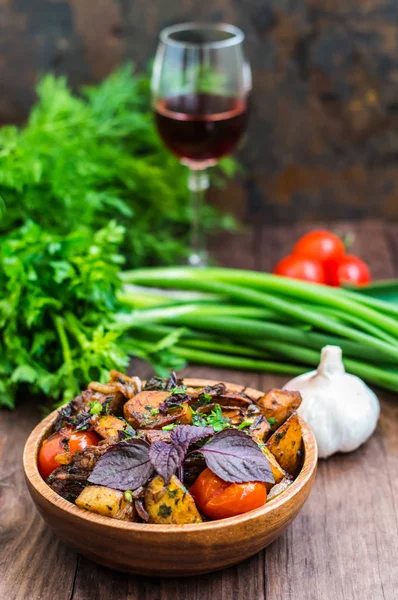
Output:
[{"xmin": 0, "ymin": 220, "xmax": 397, "ymax": 599}]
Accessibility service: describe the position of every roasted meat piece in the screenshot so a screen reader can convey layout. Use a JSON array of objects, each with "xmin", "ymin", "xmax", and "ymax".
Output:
[{"xmin": 47, "ymin": 437, "xmax": 117, "ymax": 501}]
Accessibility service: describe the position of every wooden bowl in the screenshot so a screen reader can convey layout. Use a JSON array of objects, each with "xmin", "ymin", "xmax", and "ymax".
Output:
[{"xmin": 23, "ymin": 378, "xmax": 318, "ymax": 577}]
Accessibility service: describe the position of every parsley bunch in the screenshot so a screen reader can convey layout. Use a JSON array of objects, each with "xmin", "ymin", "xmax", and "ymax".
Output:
[
  {"xmin": 0, "ymin": 220, "xmax": 127, "ymax": 407},
  {"xmin": 0, "ymin": 220, "xmax": 185, "ymax": 408}
]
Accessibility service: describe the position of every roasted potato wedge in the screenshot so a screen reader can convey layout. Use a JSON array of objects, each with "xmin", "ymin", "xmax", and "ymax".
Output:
[
  {"xmin": 267, "ymin": 477, "xmax": 293, "ymax": 501},
  {"xmin": 94, "ymin": 415, "xmax": 128, "ymax": 439},
  {"xmin": 221, "ymin": 408, "xmax": 242, "ymax": 426},
  {"xmin": 123, "ymin": 391, "xmax": 169, "ymax": 429},
  {"xmin": 266, "ymin": 412, "xmax": 303, "ymax": 476},
  {"xmin": 124, "ymin": 391, "xmax": 192, "ymax": 429},
  {"xmin": 257, "ymin": 389, "xmax": 302, "ymax": 431},
  {"xmin": 261, "ymin": 446, "xmax": 287, "ymax": 491},
  {"xmin": 144, "ymin": 475, "xmax": 202, "ymax": 524},
  {"xmin": 76, "ymin": 485, "xmax": 137, "ymax": 521},
  {"xmin": 249, "ymin": 416, "xmax": 271, "ymax": 444}
]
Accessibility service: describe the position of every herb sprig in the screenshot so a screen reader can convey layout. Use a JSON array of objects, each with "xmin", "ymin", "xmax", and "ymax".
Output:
[{"xmin": 192, "ymin": 404, "xmax": 231, "ymax": 432}]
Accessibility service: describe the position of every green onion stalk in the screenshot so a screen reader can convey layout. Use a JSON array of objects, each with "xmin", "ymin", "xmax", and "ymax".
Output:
[{"xmin": 118, "ymin": 267, "xmax": 398, "ymax": 393}]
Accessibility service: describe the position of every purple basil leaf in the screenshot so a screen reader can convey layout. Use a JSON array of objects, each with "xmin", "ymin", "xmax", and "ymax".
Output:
[
  {"xmin": 88, "ymin": 439, "xmax": 154, "ymax": 491},
  {"xmin": 149, "ymin": 441, "xmax": 185, "ymax": 484},
  {"xmin": 199, "ymin": 429, "xmax": 274, "ymax": 484},
  {"xmin": 171, "ymin": 424, "xmax": 215, "ymax": 452}
]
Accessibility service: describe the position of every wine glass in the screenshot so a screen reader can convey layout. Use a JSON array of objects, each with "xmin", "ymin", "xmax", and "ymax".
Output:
[{"xmin": 151, "ymin": 22, "xmax": 251, "ymax": 266}]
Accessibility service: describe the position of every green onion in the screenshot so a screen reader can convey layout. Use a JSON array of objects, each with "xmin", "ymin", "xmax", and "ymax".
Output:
[
  {"xmin": 119, "ymin": 267, "xmax": 398, "ymax": 394},
  {"xmin": 126, "ymin": 310, "xmax": 397, "ymax": 364},
  {"xmin": 122, "ymin": 267, "xmax": 398, "ymax": 335}
]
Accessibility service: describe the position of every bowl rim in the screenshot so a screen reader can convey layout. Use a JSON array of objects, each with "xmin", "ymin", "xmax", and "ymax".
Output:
[{"xmin": 23, "ymin": 378, "xmax": 318, "ymax": 533}]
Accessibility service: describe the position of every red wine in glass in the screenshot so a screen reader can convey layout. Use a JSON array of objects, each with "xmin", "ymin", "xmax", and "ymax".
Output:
[
  {"xmin": 154, "ymin": 93, "xmax": 249, "ymax": 164},
  {"xmin": 152, "ymin": 23, "xmax": 251, "ymax": 265}
]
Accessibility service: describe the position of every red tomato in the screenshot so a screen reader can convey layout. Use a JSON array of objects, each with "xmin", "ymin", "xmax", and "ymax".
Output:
[
  {"xmin": 38, "ymin": 432, "xmax": 68, "ymax": 480},
  {"xmin": 293, "ymin": 230, "xmax": 345, "ymax": 263},
  {"xmin": 327, "ymin": 254, "xmax": 371, "ymax": 287},
  {"xmin": 273, "ymin": 255, "xmax": 326, "ymax": 284},
  {"xmin": 38, "ymin": 428, "xmax": 100, "ymax": 480},
  {"xmin": 190, "ymin": 468, "xmax": 267, "ymax": 520},
  {"xmin": 68, "ymin": 430, "xmax": 100, "ymax": 455}
]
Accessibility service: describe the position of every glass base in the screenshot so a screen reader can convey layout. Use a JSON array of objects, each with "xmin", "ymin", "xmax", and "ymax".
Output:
[{"xmin": 188, "ymin": 251, "xmax": 208, "ymax": 267}]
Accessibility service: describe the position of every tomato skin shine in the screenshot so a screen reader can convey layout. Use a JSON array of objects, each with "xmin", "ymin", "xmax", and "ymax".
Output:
[
  {"xmin": 38, "ymin": 432, "xmax": 66, "ymax": 480},
  {"xmin": 273, "ymin": 255, "xmax": 326, "ymax": 284},
  {"xmin": 293, "ymin": 230, "xmax": 345, "ymax": 264},
  {"xmin": 327, "ymin": 255, "xmax": 371, "ymax": 287},
  {"xmin": 38, "ymin": 429, "xmax": 100, "ymax": 480},
  {"xmin": 68, "ymin": 430, "xmax": 100, "ymax": 455},
  {"xmin": 190, "ymin": 468, "xmax": 267, "ymax": 520}
]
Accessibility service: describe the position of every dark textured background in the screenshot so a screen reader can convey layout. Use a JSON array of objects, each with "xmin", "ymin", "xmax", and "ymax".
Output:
[{"xmin": 1, "ymin": 0, "xmax": 398, "ymax": 222}]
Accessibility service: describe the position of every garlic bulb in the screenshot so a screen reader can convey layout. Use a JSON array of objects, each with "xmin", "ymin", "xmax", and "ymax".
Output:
[{"xmin": 283, "ymin": 345, "xmax": 380, "ymax": 459}]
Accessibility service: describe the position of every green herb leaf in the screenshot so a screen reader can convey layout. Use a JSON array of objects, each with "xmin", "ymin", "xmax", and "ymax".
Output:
[
  {"xmin": 162, "ymin": 424, "xmax": 177, "ymax": 431},
  {"xmin": 169, "ymin": 386, "xmax": 187, "ymax": 395},
  {"xmin": 89, "ymin": 400, "xmax": 103, "ymax": 416},
  {"xmin": 238, "ymin": 420, "xmax": 253, "ymax": 430},
  {"xmin": 192, "ymin": 404, "xmax": 231, "ymax": 432}
]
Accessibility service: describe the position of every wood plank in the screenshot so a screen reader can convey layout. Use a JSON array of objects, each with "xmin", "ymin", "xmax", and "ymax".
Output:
[
  {"xmin": 0, "ymin": 402, "xmax": 78, "ymax": 600},
  {"xmin": 72, "ymin": 552, "xmax": 265, "ymax": 600},
  {"xmin": 257, "ymin": 220, "xmax": 398, "ymax": 600}
]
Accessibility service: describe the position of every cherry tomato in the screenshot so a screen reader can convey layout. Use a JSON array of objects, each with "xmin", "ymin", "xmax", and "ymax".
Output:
[
  {"xmin": 327, "ymin": 254, "xmax": 371, "ymax": 287},
  {"xmin": 273, "ymin": 255, "xmax": 326, "ymax": 284},
  {"xmin": 293, "ymin": 230, "xmax": 345, "ymax": 263},
  {"xmin": 190, "ymin": 468, "xmax": 267, "ymax": 520},
  {"xmin": 38, "ymin": 428, "xmax": 100, "ymax": 480},
  {"xmin": 68, "ymin": 430, "xmax": 100, "ymax": 455},
  {"xmin": 38, "ymin": 432, "xmax": 68, "ymax": 480}
]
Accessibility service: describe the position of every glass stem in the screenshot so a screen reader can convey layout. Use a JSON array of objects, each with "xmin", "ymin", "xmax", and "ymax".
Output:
[{"xmin": 188, "ymin": 168, "xmax": 209, "ymax": 267}]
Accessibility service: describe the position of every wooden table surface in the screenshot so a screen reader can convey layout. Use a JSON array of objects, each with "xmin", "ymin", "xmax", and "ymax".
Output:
[{"xmin": 1, "ymin": 219, "xmax": 397, "ymax": 600}]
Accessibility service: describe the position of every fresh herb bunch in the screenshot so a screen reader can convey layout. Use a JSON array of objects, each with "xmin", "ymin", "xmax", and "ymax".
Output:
[
  {"xmin": 0, "ymin": 220, "xmax": 185, "ymax": 408},
  {"xmin": 0, "ymin": 220, "xmax": 125, "ymax": 408},
  {"xmin": 0, "ymin": 64, "xmax": 236, "ymax": 268}
]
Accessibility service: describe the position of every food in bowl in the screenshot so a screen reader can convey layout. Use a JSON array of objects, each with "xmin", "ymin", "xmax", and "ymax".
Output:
[{"xmin": 40, "ymin": 370, "xmax": 304, "ymax": 524}]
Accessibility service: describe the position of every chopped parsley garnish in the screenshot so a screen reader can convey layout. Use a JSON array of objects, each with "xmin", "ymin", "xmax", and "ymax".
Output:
[
  {"xmin": 162, "ymin": 423, "xmax": 177, "ymax": 431},
  {"xmin": 192, "ymin": 404, "xmax": 231, "ymax": 432},
  {"xmin": 200, "ymin": 392, "xmax": 212, "ymax": 403},
  {"xmin": 169, "ymin": 386, "xmax": 187, "ymax": 395},
  {"xmin": 88, "ymin": 400, "xmax": 103, "ymax": 416},
  {"xmin": 267, "ymin": 417, "xmax": 276, "ymax": 426},
  {"xmin": 158, "ymin": 504, "xmax": 173, "ymax": 518},
  {"xmin": 124, "ymin": 490, "xmax": 133, "ymax": 503},
  {"xmin": 238, "ymin": 420, "xmax": 253, "ymax": 430}
]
